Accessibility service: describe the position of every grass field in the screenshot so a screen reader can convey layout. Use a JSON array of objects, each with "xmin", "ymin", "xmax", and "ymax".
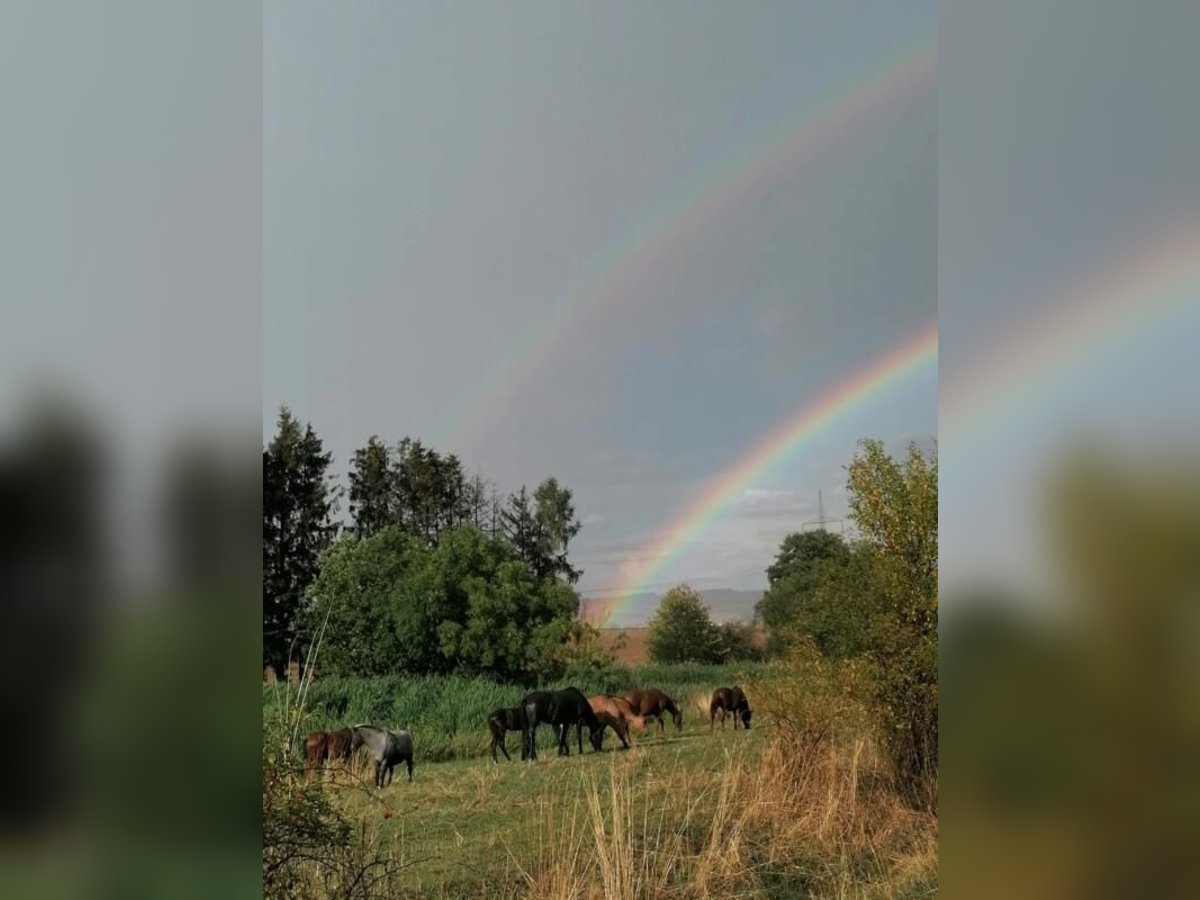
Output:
[
  {"xmin": 265, "ymin": 664, "xmax": 769, "ymax": 763},
  {"xmin": 273, "ymin": 665, "xmax": 937, "ymax": 898},
  {"xmin": 320, "ymin": 716, "xmax": 767, "ymax": 897}
]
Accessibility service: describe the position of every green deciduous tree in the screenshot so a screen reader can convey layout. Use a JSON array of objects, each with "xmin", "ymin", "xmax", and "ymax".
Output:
[
  {"xmin": 646, "ymin": 584, "xmax": 723, "ymax": 664},
  {"xmin": 303, "ymin": 525, "xmax": 582, "ymax": 681},
  {"xmin": 756, "ymin": 529, "xmax": 850, "ymax": 654},
  {"xmin": 845, "ymin": 438, "xmax": 938, "ymax": 803}
]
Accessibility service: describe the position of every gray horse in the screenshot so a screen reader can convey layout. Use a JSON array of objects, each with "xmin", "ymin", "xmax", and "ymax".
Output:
[{"xmin": 351, "ymin": 724, "xmax": 414, "ymax": 787}]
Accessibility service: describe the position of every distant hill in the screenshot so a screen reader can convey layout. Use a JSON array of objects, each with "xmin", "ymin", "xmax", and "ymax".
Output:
[{"xmin": 580, "ymin": 587, "xmax": 762, "ymax": 629}]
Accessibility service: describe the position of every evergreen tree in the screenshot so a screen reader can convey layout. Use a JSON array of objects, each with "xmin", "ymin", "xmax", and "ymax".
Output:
[
  {"xmin": 534, "ymin": 477, "xmax": 582, "ymax": 584},
  {"xmin": 348, "ymin": 435, "xmax": 392, "ymax": 538},
  {"xmin": 262, "ymin": 408, "xmax": 337, "ymax": 672}
]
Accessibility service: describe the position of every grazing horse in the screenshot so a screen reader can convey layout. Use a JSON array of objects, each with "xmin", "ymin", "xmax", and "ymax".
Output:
[
  {"xmin": 351, "ymin": 724, "xmax": 414, "ymax": 786},
  {"xmin": 710, "ymin": 686, "xmax": 752, "ymax": 731},
  {"xmin": 303, "ymin": 730, "xmax": 329, "ymax": 775},
  {"xmin": 521, "ymin": 688, "xmax": 602, "ymax": 760},
  {"xmin": 486, "ymin": 706, "xmax": 526, "ymax": 763},
  {"xmin": 588, "ymin": 694, "xmax": 646, "ymax": 749},
  {"xmin": 303, "ymin": 728, "xmax": 357, "ymax": 776},
  {"xmin": 623, "ymin": 688, "xmax": 683, "ymax": 734}
]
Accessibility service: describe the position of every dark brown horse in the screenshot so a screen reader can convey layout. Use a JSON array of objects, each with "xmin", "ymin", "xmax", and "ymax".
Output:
[
  {"xmin": 588, "ymin": 694, "xmax": 646, "ymax": 749},
  {"xmin": 486, "ymin": 706, "xmax": 526, "ymax": 763},
  {"xmin": 710, "ymin": 686, "xmax": 752, "ymax": 730},
  {"xmin": 623, "ymin": 688, "xmax": 682, "ymax": 734}
]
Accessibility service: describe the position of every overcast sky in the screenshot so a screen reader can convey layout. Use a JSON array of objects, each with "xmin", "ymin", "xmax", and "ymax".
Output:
[{"xmin": 264, "ymin": 1, "xmax": 938, "ymax": 597}]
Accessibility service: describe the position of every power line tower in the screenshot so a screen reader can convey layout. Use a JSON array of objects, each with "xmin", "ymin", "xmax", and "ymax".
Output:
[{"xmin": 801, "ymin": 490, "xmax": 845, "ymax": 535}]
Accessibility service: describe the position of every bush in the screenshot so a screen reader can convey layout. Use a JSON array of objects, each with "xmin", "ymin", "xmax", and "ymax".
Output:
[
  {"xmin": 845, "ymin": 440, "xmax": 938, "ymax": 805},
  {"xmin": 716, "ymin": 620, "xmax": 764, "ymax": 662}
]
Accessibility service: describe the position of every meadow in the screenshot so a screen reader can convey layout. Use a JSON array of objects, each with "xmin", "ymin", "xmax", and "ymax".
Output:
[{"xmin": 265, "ymin": 662, "xmax": 937, "ymax": 898}]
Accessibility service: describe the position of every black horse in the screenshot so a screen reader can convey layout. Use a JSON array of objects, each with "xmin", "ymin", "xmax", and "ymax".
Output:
[
  {"xmin": 710, "ymin": 686, "xmax": 752, "ymax": 731},
  {"xmin": 521, "ymin": 687, "xmax": 603, "ymax": 760},
  {"xmin": 486, "ymin": 706, "xmax": 526, "ymax": 763}
]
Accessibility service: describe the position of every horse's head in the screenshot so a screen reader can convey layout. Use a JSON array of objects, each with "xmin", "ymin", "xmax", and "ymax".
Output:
[
  {"xmin": 632, "ymin": 715, "xmax": 648, "ymax": 736},
  {"xmin": 740, "ymin": 708, "xmax": 752, "ymax": 729},
  {"xmin": 589, "ymin": 724, "xmax": 604, "ymax": 752},
  {"xmin": 672, "ymin": 708, "xmax": 683, "ymax": 731}
]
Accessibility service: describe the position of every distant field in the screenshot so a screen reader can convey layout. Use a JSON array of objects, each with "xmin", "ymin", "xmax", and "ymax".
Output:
[{"xmin": 598, "ymin": 627, "xmax": 649, "ymax": 664}]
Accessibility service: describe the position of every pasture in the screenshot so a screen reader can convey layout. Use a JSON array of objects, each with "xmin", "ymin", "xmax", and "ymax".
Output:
[
  {"xmin": 267, "ymin": 663, "xmax": 937, "ymax": 898},
  {"xmin": 265, "ymin": 663, "xmax": 768, "ymax": 763},
  {"xmin": 324, "ymin": 713, "xmax": 767, "ymax": 896}
]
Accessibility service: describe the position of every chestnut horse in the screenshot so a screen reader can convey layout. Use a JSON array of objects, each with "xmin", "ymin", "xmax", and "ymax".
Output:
[
  {"xmin": 588, "ymin": 694, "xmax": 647, "ymax": 749},
  {"xmin": 710, "ymin": 686, "xmax": 752, "ymax": 731},
  {"xmin": 623, "ymin": 688, "xmax": 682, "ymax": 734},
  {"xmin": 303, "ymin": 727, "xmax": 355, "ymax": 776}
]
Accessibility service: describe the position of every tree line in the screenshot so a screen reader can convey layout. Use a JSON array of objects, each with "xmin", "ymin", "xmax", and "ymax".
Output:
[
  {"xmin": 263, "ymin": 408, "xmax": 588, "ymax": 679},
  {"xmin": 641, "ymin": 439, "xmax": 937, "ymax": 799}
]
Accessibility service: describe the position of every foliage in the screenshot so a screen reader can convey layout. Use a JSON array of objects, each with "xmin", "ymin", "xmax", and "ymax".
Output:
[
  {"xmin": 347, "ymin": 435, "xmax": 392, "ymax": 538},
  {"xmin": 263, "ymin": 407, "xmax": 338, "ymax": 672},
  {"xmin": 303, "ymin": 525, "xmax": 583, "ymax": 681},
  {"xmin": 716, "ymin": 620, "xmax": 764, "ymax": 662},
  {"xmin": 845, "ymin": 439, "xmax": 938, "ymax": 803},
  {"xmin": 755, "ymin": 529, "xmax": 849, "ymax": 655},
  {"xmin": 777, "ymin": 542, "xmax": 886, "ymax": 660},
  {"xmin": 646, "ymin": 584, "xmax": 724, "ymax": 664},
  {"xmin": 533, "ymin": 477, "xmax": 583, "ymax": 583},
  {"xmin": 502, "ymin": 478, "xmax": 583, "ymax": 584}
]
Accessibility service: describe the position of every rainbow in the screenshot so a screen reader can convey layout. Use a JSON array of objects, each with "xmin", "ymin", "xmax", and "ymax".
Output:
[
  {"xmin": 438, "ymin": 37, "xmax": 937, "ymax": 448},
  {"xmin": 598, "ymin": 321, "xmax": 938, "ymax": 624},
  {"xmin": 940, "ymin": 221, "xmax": 1200, "ymax": 440}
]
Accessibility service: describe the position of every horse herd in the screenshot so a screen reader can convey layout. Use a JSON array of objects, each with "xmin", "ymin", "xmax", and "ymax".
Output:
[{"xmin": 304, "ymin": 685, "xmax": 753, "ymax": 788}]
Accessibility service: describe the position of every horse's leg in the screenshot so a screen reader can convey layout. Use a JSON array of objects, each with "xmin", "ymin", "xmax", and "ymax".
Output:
[
  {"xmin": 374, "ymin": 760, "xmax": 383, "ymax": 789},
  {"xmin": 576, "ymin": 721, "xmax": 583, "ymax": 756},
  {"xmin": 406, "ymin": 754, "xmax": 413, "ymax": 782},
  {"xmin": 618, "ymin": 721, "xmax": 630, "ymax": 749},
  {"xmin": 499, "ymin": 733, "xmax": 511, "ymax": 763}
]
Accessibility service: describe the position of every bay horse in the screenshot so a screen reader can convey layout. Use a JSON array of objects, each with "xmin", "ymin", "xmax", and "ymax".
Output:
[
  {"xmin": 303, "ymin": 728, "xmax": 357, "ymax": 776},
  {"xmin": 588, "ymin": 694, "xmax": 646, "ymax": 749},
  {"xmin": 623, "ymin": 688, "xmax": 683, "ymax": 734},
  {"xmin": 521, "ymin": 688, "xmax": 602, "ymax": 761},
  {"xmin": 710, "ymin": 686, "xmax": 752, "ymax": 730},
  {"xmin": 351, "ymin": 724, "xmax": 414, "ymax": 786},
  {"xmin": 486, "ymin": 706, "xmax": 526, "ymax": 763}
]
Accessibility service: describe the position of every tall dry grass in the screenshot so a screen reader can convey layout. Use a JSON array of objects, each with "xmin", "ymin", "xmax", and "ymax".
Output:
[{"xmin": 515, "ymin": 651, "xmax": 937, "ymax": 899}]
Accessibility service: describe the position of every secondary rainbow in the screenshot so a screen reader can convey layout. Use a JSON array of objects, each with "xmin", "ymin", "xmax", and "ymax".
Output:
[
  {"xmin": 601, "ymin": 321, "xmax": 938, "ymax": 624},
  {"xmin": 940, "ymin": 220, "xmax": 1200, "ymax": 441},
  {"xmin": 439, "ymin": 38, "xmax": 937, "ymax": 449}
]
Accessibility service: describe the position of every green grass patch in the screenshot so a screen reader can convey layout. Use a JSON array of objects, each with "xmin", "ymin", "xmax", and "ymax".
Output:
[{"xmin": 265, "ymin": 663, "xmax": 770, "ymax": 762}]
